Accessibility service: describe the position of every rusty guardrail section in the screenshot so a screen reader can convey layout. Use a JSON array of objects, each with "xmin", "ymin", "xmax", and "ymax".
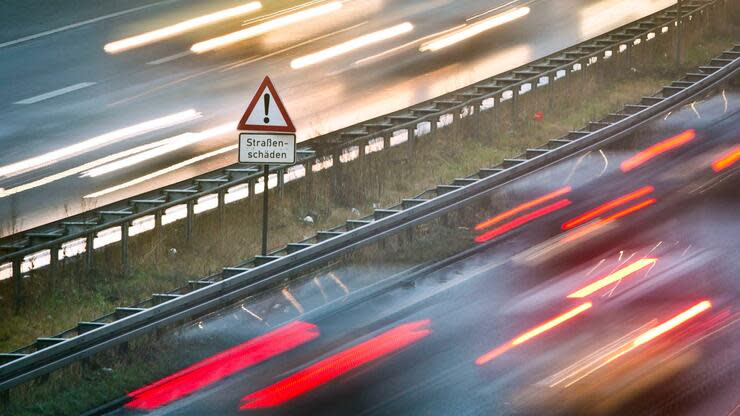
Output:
[{"xmin": 1, "ymin": 0, "xmax": 736, "ymax": 395}]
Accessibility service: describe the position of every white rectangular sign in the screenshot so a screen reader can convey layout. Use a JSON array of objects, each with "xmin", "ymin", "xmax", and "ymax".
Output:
[{"xmin": 239, "ymin": 133, "xmax": 296, "ymax": 165}]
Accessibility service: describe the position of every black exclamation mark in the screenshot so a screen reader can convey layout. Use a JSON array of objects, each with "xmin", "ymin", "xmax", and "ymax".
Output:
[{"xmin": 263, "ymin": 94, "xmax": 270, "ymax": 124}]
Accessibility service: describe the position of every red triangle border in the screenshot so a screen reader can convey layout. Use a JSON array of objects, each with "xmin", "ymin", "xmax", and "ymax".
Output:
[{"xmin": 237, "ymin": 76, "xmax": 296, "ymax": 133}]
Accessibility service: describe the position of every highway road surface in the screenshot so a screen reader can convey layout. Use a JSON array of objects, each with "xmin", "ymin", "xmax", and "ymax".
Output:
[
  {"xmin": 0, "ymin": 0, "xmax": 677, "ymax": 235},
  {"xmin": 105, "ymin": 82, "xmax": 739, "ymax": 415}
]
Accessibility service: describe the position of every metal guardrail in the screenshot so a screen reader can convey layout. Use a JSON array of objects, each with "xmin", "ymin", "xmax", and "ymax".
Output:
[
  {"xmin": 0, "ymin": 33, "xmax": 736, "ymax": 396},
  {"xmin": 0, "ymin": 0, "xmax": 717, "ymax": 289}
]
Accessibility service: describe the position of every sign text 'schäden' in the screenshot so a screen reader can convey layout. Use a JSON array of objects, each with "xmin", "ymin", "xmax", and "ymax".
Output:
[{"xmin": 239, "ymin": 133, "xmax": 296, "ymax": 164}]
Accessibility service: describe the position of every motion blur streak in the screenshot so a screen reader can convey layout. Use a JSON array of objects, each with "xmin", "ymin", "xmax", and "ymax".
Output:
[
  {"xmin": 475, "ymin": 187, "xmax": 572, "ymax": 231},
  {"xmin": 420, "ymin": 7, "xmax": 530, "ymax": 52},
  {"xmin": 633, "ymin": 301, "xmax": 712, "ymax": 346},
  {"xmin": 620, "ymin": 129, "xmax": 697, "ymax": 172},
  {"xmin": 0, "ymin": 110, "xmax": 200, "ymax": 178},
  {"xmin": 240, "ymin": 320, "xmax": 432, "ymax": 409},
  {"xmin": 0, "ymin": 134, "xmax": 198, "ymax": 198},
  {"xmin": 82, "ymin": 133, "xmax": 196, "ymax": 177},
  {"xmin": 711, "ymin": 145, "xmax": 740, "ymax": 172},
  {"xmin": 604, "ymin": 301, "xmax": 712, "ymax": 366},
  {"xmin": 561, "ymin": 186, "xmax": 655, "ymax": 230},
  {"xmin": 104, "ymin": 2, "xmax": 262, "ymax": 53},
  {"xmin": 126, "ymin": 321, "xmax": 319, "ymax": 410},
  {"xmin": 84, "ymin": 143, "xmax": 237, "ymax": 198},
  {"xmin": 474, "ymin": 199, "xmax": 572, "ymax": 243},
  {"xmin": 82, "ymin": 124, "xmax": 232, "ymax": 177},
  {"xmin": 562, "ymin": 198, "xmax": 657, "ymax": 243},
  {"xmin": 512, "ymin": 302, "xmax": 593, "ymax": 345},
  {"xmin": 476, "ymin": 303, "xmax": 592, "ymax": 365},
  {"xmin": 567, "ymin": 258, "xmax": 657, "ymax": 298},
  {"xmin": 291, "ymin": 22, "xmax": 415, "ymax": 69},
  {"xmin": 191, "ymin": 2, "xmax": 342, "ymax": 53}
]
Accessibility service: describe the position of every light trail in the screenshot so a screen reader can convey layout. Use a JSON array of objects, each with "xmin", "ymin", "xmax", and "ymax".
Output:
[
  {"xmin": 352, "ymin": 24, "xmax": 466, "ymax": 66},
  {"xmin": 621, "ymin": 129, "xmax": 696, "ymax": 172},
  {"xmin": 240, "ymin": 320, "xmax": 431, "ymax": 409},
  {"xmin": 291, "ymin": 22, "xmax": 414, "ymax": 69},
  {"xmin": 0, "ymin": 131, "xmax": 213, "ymax": 199},
  {"xmin": 104, "ymin": 2, "xmax": 262, "ymax": 53},
  {"xmin": 512, "ymin": 302, "xmax": 593, "ymax": 345},
  {"xmin": 603, "ymin": 301, "xmax": 712, "ymax": 366},
  {"xmin": 191, "ymin": 2, "xmax": 342, "ymax": 53},
  {"xmin": 222, "ymin": 21, "xmax": 368, "ymax": 72},
  {"xmin": 633, "ymin": 301, "xmax": 712, "ymax": 346},
  {"xmin": 81, "ymin": 124, "xmax": 231, "ymax": 177},
  {"xmin": 85, "ymin": 141, "xmax": 237, "ymax": 199},
  {"xmin": 562, "ymin": 186, "xmax": 654, "ymax": 230},
  {"xmin": 474, "ymin": 199, "xmax": 572, "ymax": 243},
  {"xmin": 567, "ymin": 258, "xmax": 657, "ymax": 298},
  {"xmin": 476, "ymin": 302, "xmax": 592, "ymax": 365},
  {"xmin": 476, "ymin": 187, "xmax": 572, "ymax": 231},
  {"xmin": 711, "ymin": 145, "xmax": 740, "ymax": 172},
  {"xmin": 0, "ymin": 110, "xmax": 200, "ymax": 179},
  {"xmin": 562, "ymin": 198, "xmax": 657, "ymax": 243},
  {"xmin": 126, "ymin": 321, "xmax": 319, "ymax": 409},
  {"xmin": 420, "ymin": 7, "xmax": 530, "ymax": 52}
]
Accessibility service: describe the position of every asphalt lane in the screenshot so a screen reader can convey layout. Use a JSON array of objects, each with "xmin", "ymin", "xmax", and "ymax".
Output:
[
  {"xmin": 0, "ymin": 0, "xmax": 676, "ymax": 234},
  {"xmin": 109, "ymin": 85, "xmax": 739, "ymax": 415}
]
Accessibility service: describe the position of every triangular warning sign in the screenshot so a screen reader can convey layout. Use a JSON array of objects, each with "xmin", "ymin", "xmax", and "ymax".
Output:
[{"xmin": 237, "ymin": 76, "xmax": 296, "ymax": 133}]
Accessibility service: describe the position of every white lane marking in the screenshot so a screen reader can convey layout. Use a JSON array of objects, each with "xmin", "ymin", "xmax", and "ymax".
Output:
[
  {"xmin": 147, "ymin": 50, "xmax": 192, "ymax": 65},
  {"xmin": 0, "ymin": 0, "xmax": 179, "ymax": 49},
  {"xmin": 14, "ymin": 82, "xmax": 96, "ymax": 105}
]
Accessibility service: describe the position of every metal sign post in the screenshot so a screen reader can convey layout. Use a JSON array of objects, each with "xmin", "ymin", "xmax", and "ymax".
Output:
[
  {"xmin": 237, "ymin": 76, "xmax": 297, "ymax": 257},
  {"xmin": 261, "ymin": 164, "xmax": 269, "ymax": 256}
]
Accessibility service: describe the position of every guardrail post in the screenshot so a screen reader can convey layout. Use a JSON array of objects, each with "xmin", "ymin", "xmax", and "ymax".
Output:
[
  {"xmin": 675, "ymin": 0, "xmax": 683, "ymax": 66},
  {"xmin": 121, "ymin": 221, "xmax": 129, "ymax": 277},
  {"xmin": 154, "ymin": 210, "xmax": 162, "ymax": 229},
  {"xmin": 217, "ymin": 190, "xmax": 226, "ymax": 234},
  {"xmin": 12, "ymin": 257, "xmax": 22, "ymax": 313},
  {"xmin": 154, "ymin": 209, "xmax": 163, "ymax": 260},
  {"xmin": 358, "ymin": 140, "xmax": 366, "ymax": 159},
  {"xmin": 49, "ymin": 244, "xmax": 59, "ymax": 289},
  {"xmin": 430, "ymin": 116, "xmax": 438, "ymax": 134},
  {"xmin": 248, "ymin": 178, "xmax": 256, "ymax": 199},
  {"xmin": 85, "ymin": 232, "xmax": 95, "ymax": 275},
  {"xmin": 303, "ymin": 160, "xmax": 313, "ymax": 198},
  {"xmin": 511, "ymin": 89, "xmax": 519, "ymax": 130},
  {"xmin": 186, "ymin": 200, "xmax": 195, "ymax": 241},
  {"xmin": 278, "ymin": 168, "xmax": 285, "ymax": 198}
]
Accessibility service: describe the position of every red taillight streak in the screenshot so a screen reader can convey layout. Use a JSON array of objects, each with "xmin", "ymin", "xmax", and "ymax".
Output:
[
  {"xmin": 240, "ymin": 320, "xmax": 432, "ymax": 409},
  {"xmin": 562, "ymin": 198, "xmax": 656, "ymax": 243},
  {"xmin": 562, "ymin": 186, "xmax": 654, "ymax": 230},
  {"xmin": 711, "ymin": 146, "xmax": 740, "ymax": 172},
  {"xmin": 126, "ymin": 321, "xmax": 319, "ymax": 410},
  {"xmin": 476, "ymin": 302, "xmax": 592, "ymax": 365},
  {"xmin": 474, "ymin": 199, "xmax": 572, "ymax": 243},
  {"xmin": 621, "ymin": 129, "xmax": 696, "ymax": 172},
  {"xmin": 475, "ymin": 187, "xmax": 572, "ymax": 231},
  {"xmin": 568, "ymin": 258, "xmax": 657, "ymax": 298}
]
